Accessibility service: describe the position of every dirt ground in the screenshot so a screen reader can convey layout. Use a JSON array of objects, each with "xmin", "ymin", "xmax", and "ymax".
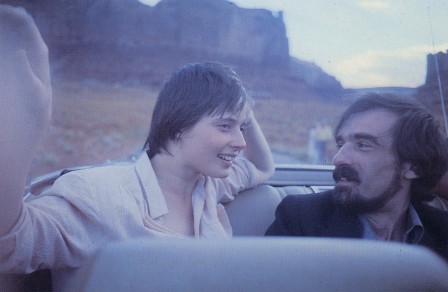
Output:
[{"xmin": 29, "ymin": 80, "xmax": 346, "ymax": 179}]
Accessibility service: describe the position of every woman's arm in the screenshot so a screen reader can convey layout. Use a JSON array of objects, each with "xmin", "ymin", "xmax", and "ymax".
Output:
[
  {"xmin": 242, "ymin": 110, "xmax": 275, "ymax": 181},
  {"xmin": 0, "ymin": 5, "xmax": 52, "ymax": 236}
]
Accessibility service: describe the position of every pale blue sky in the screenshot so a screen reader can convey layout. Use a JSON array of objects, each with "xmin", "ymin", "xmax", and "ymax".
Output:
[{"xmin": 140, "ymin": 0, "xmax": 448, "ymax": 88}]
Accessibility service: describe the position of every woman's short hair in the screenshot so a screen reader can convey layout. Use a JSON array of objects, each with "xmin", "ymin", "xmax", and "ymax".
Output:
[
  {"xmin": 144, "ymin": 62, "xmax": 251, "ymax": 158},
  {"xmin": 335, "ymin": 92, "xmax": 448, "ymax": 201}
]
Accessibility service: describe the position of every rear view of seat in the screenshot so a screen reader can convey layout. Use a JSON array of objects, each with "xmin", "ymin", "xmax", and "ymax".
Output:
[
  {"xmin": 224, "ymin": 185, "xmax": 282, "ymax": 236},
  {"xmin": 61, "ymin": 238, "xmax": 448, "ymax": 291},
  {"xmin": 225, "ymin": 184, "xmax": 313, "ymax": 236}
]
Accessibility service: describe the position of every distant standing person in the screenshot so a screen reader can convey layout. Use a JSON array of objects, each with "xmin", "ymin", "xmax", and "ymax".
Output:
[
  {"xmin": 307, "ymin": 125, "xmax": 317, "ymax": 164},
  {"xmin": 309, "ymin": 121, "xmax": 332, "ymax": 164}
]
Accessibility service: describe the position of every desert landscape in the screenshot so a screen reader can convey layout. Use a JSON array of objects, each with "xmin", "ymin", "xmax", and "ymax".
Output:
[
  {"xmin": 8, "ymin": 0, "xmax": 444, "ymax": 181},
  {"xmin": 29, "ymin": 80, "xmax": 348, "ymax": 179}
]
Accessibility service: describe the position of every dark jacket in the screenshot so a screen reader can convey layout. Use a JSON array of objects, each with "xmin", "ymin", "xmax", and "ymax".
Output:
[{"xmin": 265, "ymin": 190, "xmax": 448, "ymax": 261}]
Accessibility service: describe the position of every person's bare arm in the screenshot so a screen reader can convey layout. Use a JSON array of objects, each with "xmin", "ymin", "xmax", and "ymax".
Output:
[
  {"xmin": 242, "ymin": 110, "xmax": 275, "ymax": 181},
  {"xmin": 0, "ymin": 5, "xmax": 52, "ymax": 236}
]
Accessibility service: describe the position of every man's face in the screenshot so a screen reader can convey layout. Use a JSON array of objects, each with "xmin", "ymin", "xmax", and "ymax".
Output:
[{"xmin": 331, "ymin": 109, "xmax": 405, "ymax": 212}]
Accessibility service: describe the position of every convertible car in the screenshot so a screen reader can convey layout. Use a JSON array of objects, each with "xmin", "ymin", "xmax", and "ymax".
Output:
[
  {"xmin": 1, "ymin": 1, "xmax": 448, "ymax": 290},
  {"xmin": 2, "ymin": 161, "xmax": 448, "ymax": 291}
]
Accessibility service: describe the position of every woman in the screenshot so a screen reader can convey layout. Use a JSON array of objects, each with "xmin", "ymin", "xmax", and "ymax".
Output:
[
  {"xmin": 144, "ymin": 62, "xmax": 274, "ymax": 236},
  {"xmin": 0, "ymin": 8, "xmax": 274, "ymax": 278}
]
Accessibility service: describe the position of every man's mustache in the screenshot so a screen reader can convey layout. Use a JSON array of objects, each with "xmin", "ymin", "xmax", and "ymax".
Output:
[{"xmin": 333, "ymin": 165, "xmax": 361, "ymax": 183}]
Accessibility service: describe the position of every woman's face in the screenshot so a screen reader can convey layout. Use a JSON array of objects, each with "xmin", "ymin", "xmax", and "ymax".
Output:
[{"xmin": 176, "ymin": 102, "xmax": 250, "ymax": 178}]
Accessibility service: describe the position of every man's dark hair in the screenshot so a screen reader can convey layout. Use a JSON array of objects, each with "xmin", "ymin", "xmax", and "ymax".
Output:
[
  {"xmin": 144, "ymin": 62, "xmax": 251, "ymax": 158},
  {"xmin": 335, "ymin": 92, "xmax": 448, "ymax": 201}
]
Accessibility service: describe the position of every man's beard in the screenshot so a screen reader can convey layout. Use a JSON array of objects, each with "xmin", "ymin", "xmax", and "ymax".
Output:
[{"xmin": 332, "ymin": 165, "xmax": 402, "ymax": 213}]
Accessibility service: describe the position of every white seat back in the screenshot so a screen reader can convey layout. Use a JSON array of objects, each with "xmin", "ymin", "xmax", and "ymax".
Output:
[
  {"xmin": 61, "ymin": 238, "xmax": 448, "ymax": 291},
  {"xmin": 225, "ymin": 184, "xmax": 313, "ymax": 236}
]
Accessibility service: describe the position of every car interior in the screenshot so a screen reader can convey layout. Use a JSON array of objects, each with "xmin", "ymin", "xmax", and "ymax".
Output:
[
  {"xmin": 1, "ymin": 164, "xmax": 447, "ymax": 291},
  {"xmin": 1, "ymin": 1, "xmax": 448, "ymax": 290}
]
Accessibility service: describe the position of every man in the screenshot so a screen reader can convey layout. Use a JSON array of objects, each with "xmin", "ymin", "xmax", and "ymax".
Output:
[{"xmin": 266, "ymin": 93, "xmax": 448, "ymax": 261}]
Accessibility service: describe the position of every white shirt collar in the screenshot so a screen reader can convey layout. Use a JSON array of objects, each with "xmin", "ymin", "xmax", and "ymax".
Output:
[{"xmin": 135, "ymin": 153, "xmax": 168, "ymax": 219}]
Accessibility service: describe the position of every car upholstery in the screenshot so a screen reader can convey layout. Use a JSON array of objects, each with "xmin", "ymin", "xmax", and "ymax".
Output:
[
  {"xmin": 57, "ymin": 184, "xmax": 448, "ymax": 291},
  {"xmin": 3, "ymin": 170, "xmax": 448, "ymax": 291},
  {"xmin": 225, "ymin": 184, "xmax": 312, "ymax": 236},
  {"xmin": 63, "ymin": 237, "xmax": 448, "ymax": 291}
]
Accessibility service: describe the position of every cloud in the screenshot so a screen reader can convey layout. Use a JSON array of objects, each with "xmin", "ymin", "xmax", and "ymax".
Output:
[
  {"xmin": 356, "ymin": 1, "xmax": 390, "ymax": 11},
  {"xmin": 331, "ymin": 44, "xmax": 448, "ymax": 88}
]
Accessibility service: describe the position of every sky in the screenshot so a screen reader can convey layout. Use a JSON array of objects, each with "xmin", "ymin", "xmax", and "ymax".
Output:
[{"xmin": 140, "ymin": 0, "xmax": 448, "ymax": 89}]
